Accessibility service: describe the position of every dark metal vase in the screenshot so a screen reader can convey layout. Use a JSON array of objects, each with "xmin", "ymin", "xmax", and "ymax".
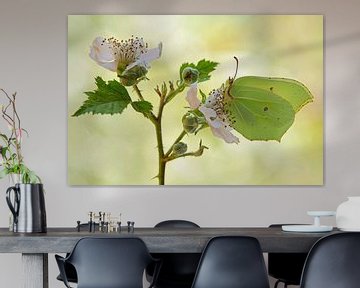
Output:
[{"xmin": 6, "ymin": 183, "xmax": 47, "ymax": 233}]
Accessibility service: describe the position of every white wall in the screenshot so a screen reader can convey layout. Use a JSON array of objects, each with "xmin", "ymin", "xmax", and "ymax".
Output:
[{"xmin": 0, "ymin": 0, "xmax": 359, "ymax": 287}]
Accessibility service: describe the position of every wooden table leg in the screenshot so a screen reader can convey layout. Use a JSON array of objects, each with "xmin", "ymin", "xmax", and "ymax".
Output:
[{"xmin": 22, "ymin": 253, "xmax": 48, "ymax": 288}]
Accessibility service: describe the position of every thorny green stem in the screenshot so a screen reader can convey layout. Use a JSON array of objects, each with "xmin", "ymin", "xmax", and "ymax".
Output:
[
  {"xmin": 155, "ymin": 86, "xmax": 166, "ymax": 185},
  {"xmin": 133, "ymin": 82, "xmax": 204, "ymax": 185},
  {"xmin": 164, "ymin": 142, "xmax": 208, "ymax": 162},
  {"xmin": 133, "ymin": 84, "xmax": 166, "ymax": 184},
  {"xmin": 164, "ymin": 83, "xmax": 185, "ymax": 105}
]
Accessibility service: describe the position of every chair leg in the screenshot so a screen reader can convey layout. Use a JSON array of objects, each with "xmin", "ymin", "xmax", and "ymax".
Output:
[{"xmin": 274, "ymin": 280, "xmax": 289, "ymax": 288}]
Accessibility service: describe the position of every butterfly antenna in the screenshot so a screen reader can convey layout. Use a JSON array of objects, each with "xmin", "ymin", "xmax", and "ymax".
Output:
[{"xmin": 233, "ymin": 56, "xmax": 239, "ymax": 79}]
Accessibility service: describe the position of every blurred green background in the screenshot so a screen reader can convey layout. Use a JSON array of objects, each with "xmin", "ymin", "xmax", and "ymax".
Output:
[{"xmin": 68, "ymin": 15, "xmax": 323, "ymax": 185}]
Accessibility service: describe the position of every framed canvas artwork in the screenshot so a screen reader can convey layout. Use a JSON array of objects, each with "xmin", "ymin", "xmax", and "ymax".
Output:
[{"xmin": 68, "ymin": 15, "xmax": 323, "ymax": 185}]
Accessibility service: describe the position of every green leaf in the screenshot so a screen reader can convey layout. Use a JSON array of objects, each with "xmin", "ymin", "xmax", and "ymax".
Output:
[
  {"xmin": 131, "ymin": 100, "xmax": 153, "ymax": 115},
  {"xmin": 0, "ymin": 169, "xmax": 9, "ymax": 179},
  {"xmin": 0, "ymin": 133, "xmax": 8, "ymax": 142},
  {"xmin": 199, "ymin": 89, "xmax": 207, "ymax": 104},
  {"xmin": 180, "ymin": 59, "xmax": 218, "ymax": 83},
  {"xmin": 196, "ymin": 59, "xmax": 219, "ymax": 82},
  {"xmin": 19, "ymin": 164, "xmax": 41, "ymax": 184},
  {"xmin": 234, "ymin": 76, "xmax": 314, "ymax": 112},
  {"xmin": 10, "ymin": 153, "xmax": 17, "ymax": 161},
  {"xmin": 26, "ymin": 170, "xmax": 41, "ymax": 184},
  {"xmin": 21, "ymin": 128, "xmax": 29, "ymax": 137},
  {"xmin": 0, "ymin": 146, "xmax": 8, "ymax": 158},
  {"xmin": 72, "ymin": 77, "xmax": 132, "ymax": 116},
  {"xmin": 227, "ymin": 81, "xmax": 296, "ymax": 142}
]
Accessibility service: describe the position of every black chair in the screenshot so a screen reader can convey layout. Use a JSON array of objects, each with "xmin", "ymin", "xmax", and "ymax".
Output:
[
  {"xmin": 55, "ymin": 237, "xmax": 160, "ymax": 288},
  {"xmin": 268, "ymin": 224, "xmax": 308, "ymax": 288},
  {"xmin": 300, "ymin": 232, "xmax": 360, "ymax": 288},
  {"xmin": 56, "ymin": 223, "xmax": 99, "ymax": 284},
  {"xmin": 154, "ymin": 220, "xmax": 200, "ymax": 229},
  {"xmin": 147, "ymin": 220, "xmax": 201, "ymax": 288},
  {"xmin": 56, "ymin": 262, "xmax": 77, "ymax": 284},
  {"xmin": 191, "ymin": 236, "xmax": 270, "ymax": 288}
]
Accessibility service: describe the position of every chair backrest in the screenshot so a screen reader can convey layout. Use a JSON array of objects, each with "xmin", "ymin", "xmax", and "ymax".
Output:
[
  {"xmin": 150, "ymin": 220, "xmax": 201, "ymax": 287},
  {"xmin": 66, "ymin": 237, "xmax": 154, "ymax": 288},
  {"xmin": 268, "ymin": 224, "xmax": 308, "ymax": 285},
  {"xmin": 191, "ymin": 236, "xmax": 270, "ymax": 288},
  {"xmin": 155, "ymin": 219, "xmax": 200, "ymax": 228},
  {"xmin": 300, "ymin": 232, "xmax": 360, "ymax": 288}
]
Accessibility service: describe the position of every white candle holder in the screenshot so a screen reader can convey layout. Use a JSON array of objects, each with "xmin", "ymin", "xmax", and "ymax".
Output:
[{"xmin": 282, "ymin": 211, "xmax": 335, "ymax": 232}]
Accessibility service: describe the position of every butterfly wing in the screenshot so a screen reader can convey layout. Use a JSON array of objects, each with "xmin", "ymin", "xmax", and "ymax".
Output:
[
  {"xmin": 226, "ymin": 84, "xmax": 295, "ymax": 142},
  {"xmin": 233, "ymin": 76, "xmax": 314, "ymax": 112}
]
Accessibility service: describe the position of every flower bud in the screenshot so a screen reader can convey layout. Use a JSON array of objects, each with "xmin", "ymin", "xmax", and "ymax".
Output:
[
  {"xmin": 182, "ymin": 113, "xmax": 199, "ymax": 134},
  {"xmin": 172, "ymin": 142, "xmax": 188, "ymax": 156},
  {"xmin": 118, "ymin": 65, "xmax": 148, "ymax": 86},
  {"xmin": 182, "ymin": 67, "xmax": 199, "ymax": 86}
]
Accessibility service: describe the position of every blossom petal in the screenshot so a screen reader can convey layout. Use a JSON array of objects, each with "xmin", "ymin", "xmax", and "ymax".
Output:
[
  {"xmin": 126, "ymin": 42, "xmax": 162, "ymax": 71},
  {"xmin": 200, "ymin": 104, "xmax": 239, "ymax": 143},
  {"xmin": 186, "ymin": 84, "xmax": 201, "ymax": 109},
  {"xmin": 199, "ymin": 105, "xmax": 222, "ymax": 128},
  {"xmin": 198, "ymin": 87, "xmax": 239, "ymax": 144},
  {"xmin": 210, "ymin": 126, "xmax": 240, "ymax": 144},
  {"xmin": 89, "ymin": 37, "xmax": 118, "ymax": 72}
]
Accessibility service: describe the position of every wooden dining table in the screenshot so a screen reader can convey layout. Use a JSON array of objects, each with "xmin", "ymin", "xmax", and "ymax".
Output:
[{"xmin": 0, "ymin": 226, "xmax": 339, "ymax": 288}]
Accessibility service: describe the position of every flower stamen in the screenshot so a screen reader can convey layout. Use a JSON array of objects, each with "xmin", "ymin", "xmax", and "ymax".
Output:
[
  {"xmin": 186, "ymin": 84, "xmax": 239, "ymax": 144},
  {"xmin": 89, "ymin": 36, "xmax": 162, "ymax": 86}
]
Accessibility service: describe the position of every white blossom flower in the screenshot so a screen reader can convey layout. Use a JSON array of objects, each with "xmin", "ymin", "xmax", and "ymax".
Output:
[
  {"xmin": 186, "ymin": 84, "xmax": 239, "ymax": 144},
  {"xmin": 186, "ymin": 83, "xmax": 201, "ymax": 109},
  {"xmin": 89, "ymin": 35, "xmax": 162, "ymax": 75}
]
